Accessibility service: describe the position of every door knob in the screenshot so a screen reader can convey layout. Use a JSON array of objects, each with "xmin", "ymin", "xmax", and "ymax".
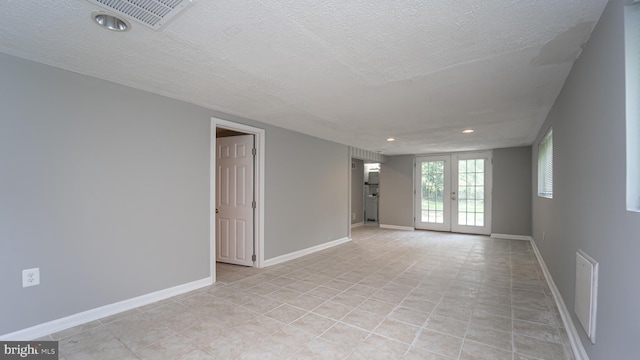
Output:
[
  {"xmin": 452, "ymin": 192, "xmax": 457, "ymax": 201},
  {"xmin": 216, "ymin": 208, "xmax": 219, "ymax": 214}
]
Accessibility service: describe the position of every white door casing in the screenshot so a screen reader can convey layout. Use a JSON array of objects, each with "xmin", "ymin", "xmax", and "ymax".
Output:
[
  {"xmin": 415, "ymin": 152, "xmax": 492, "ymax": 235},
  {"xmin": 216, "ymin": 134, "xmax": 254, "ymax": 266}
]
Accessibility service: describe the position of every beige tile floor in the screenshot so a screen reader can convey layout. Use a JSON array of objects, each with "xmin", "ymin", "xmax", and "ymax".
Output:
[{"xmin": 40, "ymin": 227, "xmax": 574, "ymax": 360}]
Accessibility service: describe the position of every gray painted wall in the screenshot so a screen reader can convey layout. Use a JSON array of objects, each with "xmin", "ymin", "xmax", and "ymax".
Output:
[
  {"xmin": 0, "ymin": 52, "xmax": 348, "ymax": 335},
  {"xmin": 351, "ymin": 159, "xmax": 364, "ymax": 224},
  {"xmin": 379, "ymin": 155, "xmax": 414, "ymax": 228},
  {"xmin": 531, "ymin": 0, "xmax": 640, "ymax": 357},
  {"xmin": 492, "ymin": 147, "xmax": 532, "ymax": 236},
  {"xmin": 264, "ymin": 127, "xmax": 348, "ymax": 259}
]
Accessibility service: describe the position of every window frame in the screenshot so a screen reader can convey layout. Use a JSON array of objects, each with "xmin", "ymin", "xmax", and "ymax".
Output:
[
  {"xmin": 538, "ymin": 127, "xmax": 553, "ymax": 199},
  {"xmin": 626, "ymin": 1, "xmax": 640, "ymax": 212}
]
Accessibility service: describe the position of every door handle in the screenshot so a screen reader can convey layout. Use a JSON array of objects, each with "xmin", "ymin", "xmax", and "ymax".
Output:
[
  {"xmin": 451, "ymin": 192, "xmax": 457, "ymax": 201},
  {"xmin": 216, "ymin": 208, "xmax": 219, "ymax": 214}
]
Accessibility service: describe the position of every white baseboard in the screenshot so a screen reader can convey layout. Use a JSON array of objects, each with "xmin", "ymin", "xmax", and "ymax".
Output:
[
  {"xmin": 490, "ymin": 233, "xmax": 533, "ymax": 241},
  {"xmin": 0, "ymin": 277, "xmax": 213, "ymax": 341},
  {"xmin": 379, "ymin": 224, "xmax": 415, "ymax": 231},
  {"xmin": 263, "ymin": 237, "xmax": 351, "ymax": 267},
  {"xmin": 530, "ymin": 239, "xmax": 588, "ymax": 360},
  {"xmin": 351, "ymin": 222, "xmax": 364, "ymax": 228}
]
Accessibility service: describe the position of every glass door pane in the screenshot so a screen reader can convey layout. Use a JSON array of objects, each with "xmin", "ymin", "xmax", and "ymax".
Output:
[
  {"xmin": 421, "ymin": 160, "xmax": 445, "ymax": 224},
  {"xmin": 457, "ymin": 159, "xmax": 484, "ymax": 226}
]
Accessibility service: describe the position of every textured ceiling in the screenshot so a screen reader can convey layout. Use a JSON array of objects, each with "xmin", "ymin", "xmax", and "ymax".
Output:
[{"xmin": 0, "ymin": 0, "xmax": 608, "ymax": 155}]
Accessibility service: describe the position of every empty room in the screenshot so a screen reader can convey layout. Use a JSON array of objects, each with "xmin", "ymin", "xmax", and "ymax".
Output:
[{"xmin": 1, "ymin": 0, "xmax": 639, "ymax": 359}]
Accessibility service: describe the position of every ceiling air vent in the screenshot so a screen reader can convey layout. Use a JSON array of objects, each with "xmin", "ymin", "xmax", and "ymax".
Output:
[{"xmin": 86, "ymin": 0, "xmax": 195, "ymax": 30}]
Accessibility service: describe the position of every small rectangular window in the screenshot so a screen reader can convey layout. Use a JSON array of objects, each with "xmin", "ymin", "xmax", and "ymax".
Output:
[
  {"xmin": 626, "ymin": 1, "xmax": 640, "ymax": 211},
  {"xmin": 538, "ymin": 127, "xmax": 553, "ymax": 199}
]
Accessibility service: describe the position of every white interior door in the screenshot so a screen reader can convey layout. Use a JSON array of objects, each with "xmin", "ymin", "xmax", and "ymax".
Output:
[
  {"xmin": 216, "ymin": 134, "xmax": 254, "ymax": 266},
  {"xmin": 415, "ymin": 152, "xmax": 492, "ymax": 235}
]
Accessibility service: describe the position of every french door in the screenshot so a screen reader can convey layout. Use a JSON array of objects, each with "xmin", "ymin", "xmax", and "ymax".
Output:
[{"xmin": 414, "ymin": 152, "xmax": 492, "ymax": 235}]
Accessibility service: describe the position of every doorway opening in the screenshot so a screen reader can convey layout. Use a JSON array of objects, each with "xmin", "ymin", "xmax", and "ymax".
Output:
[
  {"xmin": 211, "ymin": 117, "xmax": 265, "ymax": 282},
  {"xmin": 414, "ymin": 151, "xmax": 492, "ymax": 235},
  {"xmin": 364, "ymin": 163, "xmax": 380, "ymax": 225},
  {"xmin": 350, "ymin": 159, "xmax": 365, "ymax": 229}
]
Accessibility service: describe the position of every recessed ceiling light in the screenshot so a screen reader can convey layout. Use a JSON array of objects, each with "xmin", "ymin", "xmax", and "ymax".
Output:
[
  {"xmin": 386, "ymin": 137, "xmax": 396, "ymax": 142},
  {"xmin": 462, "ymin": 129, "xmax": 474, "ymax": 134},
  {"xmin": 92, "ymin": 12, "xmax": 130, "ymax": 32}
]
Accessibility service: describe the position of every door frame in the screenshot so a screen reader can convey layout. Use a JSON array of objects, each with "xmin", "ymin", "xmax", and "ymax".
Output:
[
  {"xmin": 210, "ymin": 117, "xmax": 265, "ymax": 281},
  {"xmin": 414, "ymin": 151, "xmax": 493, "ymax": 235}
]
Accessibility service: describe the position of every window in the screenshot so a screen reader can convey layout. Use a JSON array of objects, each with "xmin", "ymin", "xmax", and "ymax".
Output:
[
  {"xmin": 538, "ymin": 127, "xmax": 553, "ymax": 198},
  {"xmin": 626, "ymin": 1, "xmax": 640, "ymax": 211}
]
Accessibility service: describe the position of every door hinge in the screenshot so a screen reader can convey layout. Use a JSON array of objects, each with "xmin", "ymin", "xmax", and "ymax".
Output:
[
  {"xmin": 252, "ymin": 148, "xmax": 257, "ymax": 156},
  {"xmin": 252, "ymin": 201, "xmax": 256, "ymax": 208},
  {"xmin": 252, "ymin": 254, "xmax": 257, "ymax": 262}
]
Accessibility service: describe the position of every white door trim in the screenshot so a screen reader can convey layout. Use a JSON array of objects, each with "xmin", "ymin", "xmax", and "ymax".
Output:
[
  {"xmin": 348, "ymin": 157, "xmax": 352, "ymax": 240},
  {"xmin": 210, "ymin": 117, "xmax": 266, "ymax": 281}
]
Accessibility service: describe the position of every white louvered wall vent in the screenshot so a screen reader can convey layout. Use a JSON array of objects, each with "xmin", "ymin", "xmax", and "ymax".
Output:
[{"xmin": 87, "ymin": 0, "xmax": 195, "ymax": 30}]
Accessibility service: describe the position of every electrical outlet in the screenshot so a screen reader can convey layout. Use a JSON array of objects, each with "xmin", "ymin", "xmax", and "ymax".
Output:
[{"xmin": 22, "ymin": 268, "xmax": 40, "ymax": 287}]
